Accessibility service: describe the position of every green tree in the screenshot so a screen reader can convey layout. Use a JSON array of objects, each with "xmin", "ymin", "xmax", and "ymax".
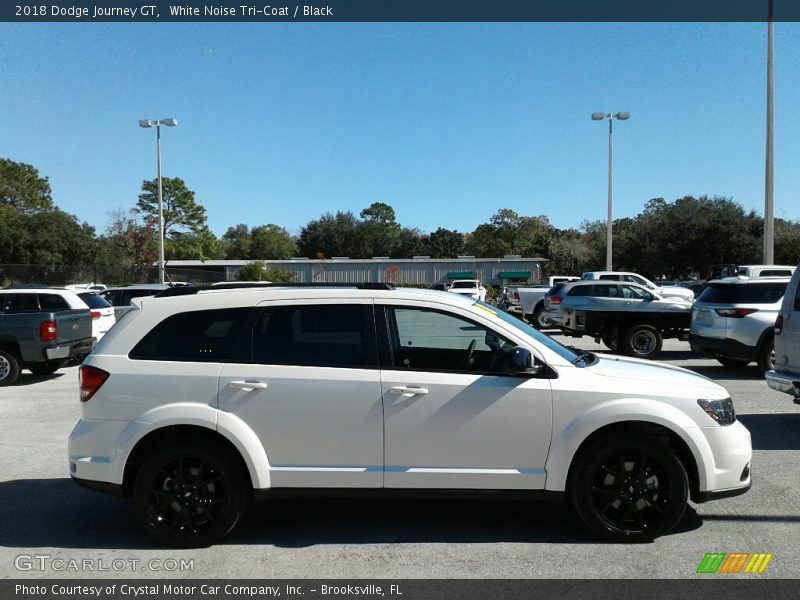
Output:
[
  {"xmin": 137, "ymin": 177, "xmax": 207, "ymax": 238},
  {"xmin": 167, "ymin": 226, "xmax": 222, "ymax": 260},
  {"xmin": 426, "ymin": 227, "xmax": 465, "ymax": 258},
  {"xmin": 775, "ymin": 218, "xmax": 800, "ymax": 265},
  {"xmin": 357, "ymin": 202, "xmax": 402, "ymax": 257},
  {"xmin": 397, "ymin": 227, "xmax": 429, "ymax": 258},
  {"xmin": 466, "ymin": 209, "xmax": 554, "ymax": 258},
  {"xmin": 221, "ymin": 224, "xmax": 252, "ymax": 260},
  {"xmin": 298, "ymin": 211, "xmax": 361, "ymax": 258},
  {"xmin": 0, "ymin": 158, "xmax": 53, "ymax": 214},
  {"xmin": 250, "ymin": 224, "xmax": 297, "ymax": 259}
]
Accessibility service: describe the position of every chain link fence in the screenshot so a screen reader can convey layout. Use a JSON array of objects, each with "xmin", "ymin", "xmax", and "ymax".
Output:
[{"xmin": 0, "ymin": 264, "xmax": 226, "ymax": 287}]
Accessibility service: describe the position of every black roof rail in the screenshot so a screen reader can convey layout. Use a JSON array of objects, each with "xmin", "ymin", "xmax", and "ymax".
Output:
[{"xmin": 153, "ymin": 282, "xmax": 396, "ymax": 298}]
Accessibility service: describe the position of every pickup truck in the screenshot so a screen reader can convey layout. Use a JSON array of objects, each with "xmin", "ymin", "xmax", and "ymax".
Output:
[
  {"xmin": 506, "ymin": 276, "xmax": 579, "ymax": 328},
  {"xmin": 0, "ymin": 288, "xmax": 94, "ymax": 385},
  {"xmin": 544, "ymin": 279, "xmax": 692, "ymax": 359}
]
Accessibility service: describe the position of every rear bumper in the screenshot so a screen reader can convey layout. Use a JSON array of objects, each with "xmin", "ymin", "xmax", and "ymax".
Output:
[
  {"xmin": 765, "ymin": 369, "xmax": 800, "ymax": 399},
  {"xmin": 689, "ymin": 334, "xmax": 757, "ymax": 362},
  {"xmin": 44, "ymin": 337, "xmax": 95, "ymax": 361}
]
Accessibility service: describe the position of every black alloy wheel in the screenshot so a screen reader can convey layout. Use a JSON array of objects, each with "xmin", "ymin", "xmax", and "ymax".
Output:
[
  {"xmin": 571, "ymin": 434, "xmax": 689, "ymax": 542},
  {"xmin": 133, "ymin": 441, "xmax": 248, "ymax": 548}
]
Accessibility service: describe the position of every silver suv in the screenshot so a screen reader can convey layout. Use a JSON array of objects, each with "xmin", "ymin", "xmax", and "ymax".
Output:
[
  {"xmin": 690, "ymin": 277, "xmax": 791, "ymax": 372},
  {"xmin": 766, "ymin": 267, "xmax": 800, "ymax": 402}
]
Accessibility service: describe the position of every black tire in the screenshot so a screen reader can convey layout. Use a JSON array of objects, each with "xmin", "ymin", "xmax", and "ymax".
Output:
[
  {"xmin": 571, "ymin": 433, "xmax": 689, "ymax": 542},
  {"xmin": 621, "ymin": 325, "xmax": 663, "ymax": 359},
  {"xmin": 0, "ymin": 349, "xmax": 21, "ymax": 386},
  {"xmin": 716, "ymin": 357, "xmax": 750, "ymax": 368},
  {"xmin": 757, "ymin": 334, "xmax": 775, "ymax": 374},
  {"xmin": 601, "ymin": 333, "xmax": 619, "ymax": 352},
  {"xmin": 133, "ymin": 440, "xmax": 249, "ymax": 548},
  {"xmin": 532, "ymin": 303, "xmax": 550, "ymax": 330},
  {"xmin": 28, "ymin": 360, "xmax": 68, "ymax": 376}
]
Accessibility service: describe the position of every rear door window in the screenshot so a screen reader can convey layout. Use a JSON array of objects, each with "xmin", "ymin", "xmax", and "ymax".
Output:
[{"xmin": 252, "ymin": 304, "xmax": 375, "ymax": 368}]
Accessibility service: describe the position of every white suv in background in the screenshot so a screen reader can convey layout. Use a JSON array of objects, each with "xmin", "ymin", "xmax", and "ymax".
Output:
[
  {"xmin": 69, "ymin": 283, "xmax": 751, "ymax": 547},
  {"xmin": 447, "ymin": 279, "xmax": 487, "ymax": 302},
  {"xmin": 690, "ymin": 277, "xmax": 790, "ymax": 372}
]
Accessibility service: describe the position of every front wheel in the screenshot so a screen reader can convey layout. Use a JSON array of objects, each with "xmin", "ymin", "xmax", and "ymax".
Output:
[
  {"xmin": 621, "ymin": 325, "xmax": 663, "ymax": 359},
  {"xmin": 571, "ymin": 433, "xmax": 689, "ymax": 542},
  {"xmin": 601, "ymin": 333, "xmax": 619, "ymax": 352},
  {"xmin": 133, "ymin": 440, "xmax": 249, "ymax": 548}
]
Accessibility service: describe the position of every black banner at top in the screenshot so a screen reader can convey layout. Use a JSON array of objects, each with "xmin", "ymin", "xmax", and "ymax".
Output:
[{"xmin": 2, "ymin": 0, "xmax": 799, "ymax": 23}]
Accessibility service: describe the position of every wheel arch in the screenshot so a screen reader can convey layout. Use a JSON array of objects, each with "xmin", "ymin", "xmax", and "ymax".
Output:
[
  {"xmin": 118, "ymin": 406, "xmax": 271, "ymax": 496},
  {"xmin": 545, "ymin": 404, "xmax": 712, "ymax": 501}
]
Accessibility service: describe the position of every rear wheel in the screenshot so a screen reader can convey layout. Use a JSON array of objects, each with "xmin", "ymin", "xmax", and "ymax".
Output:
[
  {"xmin": 716, "ymin": 357, "xmax": 750, "ymax": 368},
  {"xmin": 571, "ymin": 433, "xmax": 689, "ymax": 542},
  {"xmin": 133, "ymin": 440, "xmax": 249, "ymax": 548},
  {"xmin": 532, "ymin": 304, "xmax": 550, "ymax": 330},
  {"xmin": 757, "ymin": 334, "xmax": 775, "ymax": 373},
  {"xmin": 621, "ymin": 325, "xmax": 663, "ymax": 359},
  {"xmin": 0, "ymin": 350, "xmax": 21, "ymax": 386},
  {"xmin": 28, "ymin": 360, "xmax": 68, "ymax": 376}
]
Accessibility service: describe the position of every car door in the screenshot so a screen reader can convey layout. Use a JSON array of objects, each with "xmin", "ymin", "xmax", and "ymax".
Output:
[
  {"xmin": 377, "ymin": 302, "xmax": 553, "ymax": 490},
  {"xmin": 218, "ymin": 300, "xmax": 384, "ymax": 488}
]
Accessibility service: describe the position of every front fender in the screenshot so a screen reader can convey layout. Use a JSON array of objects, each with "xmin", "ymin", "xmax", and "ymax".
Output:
[
  {"xmin": 544, "ymin": 398, "xmax": 714, "ymax": 493},
  {"xmin": 116, "ymin": 403, "xmax": 271, "ymax": 489}
]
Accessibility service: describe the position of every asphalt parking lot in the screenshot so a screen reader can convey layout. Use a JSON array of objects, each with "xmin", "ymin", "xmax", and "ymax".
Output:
[{"xmin": 1, "ymin": 336, "xmax": 799, "ymax": 580}]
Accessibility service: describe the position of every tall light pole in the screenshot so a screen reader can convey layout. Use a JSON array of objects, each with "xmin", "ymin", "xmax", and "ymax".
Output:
[
  {"xmin": 592, "ymin": 111, "xmax": 630, "ymax": 271},
  {"xmin": 764, "ymin": 0, "xmax": 774, "ymax": 264},
  {"xmin": 138, "ymin": 118, "xmax": 178, "ymax": 284}
]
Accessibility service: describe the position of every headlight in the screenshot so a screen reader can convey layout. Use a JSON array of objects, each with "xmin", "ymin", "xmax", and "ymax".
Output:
[{"xmin": 697, "ymin": 398, "xmax": 736, "ymax": 425}]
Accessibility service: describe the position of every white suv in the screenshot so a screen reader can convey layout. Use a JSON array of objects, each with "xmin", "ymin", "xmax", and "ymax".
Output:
[
  {"xmin": 447, "ymin": 279, "xmax": 487, "ymax": 302},
  {"xmin": 69, "ymin": 284, "xmax": 751, "ymax": 547}
]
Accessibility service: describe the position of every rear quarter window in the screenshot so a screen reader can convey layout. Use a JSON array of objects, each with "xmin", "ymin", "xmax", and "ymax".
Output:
[
  {"xmin": 129, "ymin": 308, "xmax": 252, "ymax": 362},
  {"xmin": 38, "ymin": 294, "xmax": 71, "ymax": 311},
  {"xmin": 699, "ymin": 282, "xmax": 788, "ymax": 304}
]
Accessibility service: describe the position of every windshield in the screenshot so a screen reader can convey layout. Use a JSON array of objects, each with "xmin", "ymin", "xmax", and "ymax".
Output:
[{"xmin": 472, "ymin": 301, "xmax": 581, "ymax": 363}]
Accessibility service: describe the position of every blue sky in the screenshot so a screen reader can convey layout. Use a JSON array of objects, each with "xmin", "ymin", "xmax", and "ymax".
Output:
[{"xmin": 2, "ymin": 22, "xmax": 800, "ymax": 238}]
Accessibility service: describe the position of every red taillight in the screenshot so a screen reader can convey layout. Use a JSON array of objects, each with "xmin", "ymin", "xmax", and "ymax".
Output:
[
  {"xmin": 549, "ymin": 296, "xmax": 563, "ymax": 306},
  {"xmin": 775, "ymin": 315, "xmax": 784, "ymax": 335},
  {"xmin": 513, "ymin": 292, "xmax": 520, "ymax": 301},
  {"xmin": 79, "ymin": 366, "xmax": 110, "ymax": 402},
  {"xmin": 90, "ymin": 310, "xmax": 102, "ymax": 320},
  {"xmin": 39, "ymin": 319, "xmax": 57, "ymax": 342},
  {"xmin": 715, "ymin": 308, "xmax": 758, "ymax": 318}
]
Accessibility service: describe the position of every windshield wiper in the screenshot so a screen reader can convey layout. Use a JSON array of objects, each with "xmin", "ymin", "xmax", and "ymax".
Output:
[{"xmin": 567, "ymin": 346, "xmax": 597, "ymax": 366}]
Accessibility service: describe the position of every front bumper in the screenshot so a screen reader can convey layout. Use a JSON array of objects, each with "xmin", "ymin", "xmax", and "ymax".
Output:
[
  {"xmin": 765, "ymin": 369, "xmax": 800, "ymax": 400},
  {"xmin": 694, "ymin": 420, "xmax": 752, "ymax": 502},
  {"xmin": 689, "ymin": 334, "xmax": 758, "ymax": 362}
]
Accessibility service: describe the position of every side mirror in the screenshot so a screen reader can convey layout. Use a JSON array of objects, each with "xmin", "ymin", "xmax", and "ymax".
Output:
[{"xmin": 508, "ymin": 346, "xmax": 543, "ymax": 375}]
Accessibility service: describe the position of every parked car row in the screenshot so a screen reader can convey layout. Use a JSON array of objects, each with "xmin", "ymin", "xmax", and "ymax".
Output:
[{"xmin": 0, "ymin": 283, "xmax": 177, "ymax": 385}]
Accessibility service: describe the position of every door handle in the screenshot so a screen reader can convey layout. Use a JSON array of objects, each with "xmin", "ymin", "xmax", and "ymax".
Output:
[
  {"xmin": 229, "ymin": 380, "xmax": 268, "ymax": 391},
  {"xmin": 389, "ymin": 386, "xmax": 429, "ymax": 396}
]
